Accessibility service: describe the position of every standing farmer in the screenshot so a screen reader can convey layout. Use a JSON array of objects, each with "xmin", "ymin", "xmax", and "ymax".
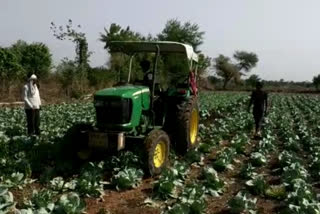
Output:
[
  {"xmin": 248, "ymin": 81, "xmax": 268, "ymax": 137},
  {"xmin": 23, "ymin": 74, "xmax": 41, "ymax": 135}
]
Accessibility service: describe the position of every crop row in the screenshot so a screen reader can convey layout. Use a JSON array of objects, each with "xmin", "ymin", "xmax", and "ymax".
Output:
[{"xmin": 1, "ymin": 93, "xmax": 320, "ymax": 213}]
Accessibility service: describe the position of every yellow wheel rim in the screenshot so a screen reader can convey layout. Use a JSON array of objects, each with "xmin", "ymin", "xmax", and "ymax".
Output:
[
  {"xmin": 190, "ymin": 108, "xmax": 199, "ymax": 144},
  {"xmin": 153, "ymin": 141, "xmax": 166, "ymax": 168}
]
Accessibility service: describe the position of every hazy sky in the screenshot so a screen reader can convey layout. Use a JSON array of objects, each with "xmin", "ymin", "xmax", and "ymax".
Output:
[{"xmin": 1, "ymin": 0, "xmax": 320, "ymax": 81}]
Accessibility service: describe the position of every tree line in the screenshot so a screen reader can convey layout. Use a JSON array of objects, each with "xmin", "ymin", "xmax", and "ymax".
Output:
[
  {"xmin": 0, "ymin": 40, "xmax": 51, "ymax": 95},
  {"xmin": 1, "ymin": 18, "xmax": 320, "ymax": 100}
]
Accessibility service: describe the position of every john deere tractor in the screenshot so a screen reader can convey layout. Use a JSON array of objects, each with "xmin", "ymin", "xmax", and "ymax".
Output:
[{"xmin": 68, "ymin": 41, "xmax": 199, "ymax": 175}]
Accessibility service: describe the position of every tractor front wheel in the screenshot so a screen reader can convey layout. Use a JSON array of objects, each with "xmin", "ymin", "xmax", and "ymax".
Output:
[
  {"xmin": 63, "ymin": 123, "xmax": 93, "ymax": 160},
  {"xmin": 145, "ymin": 129, "xmax": 170, "ymax": 176}
]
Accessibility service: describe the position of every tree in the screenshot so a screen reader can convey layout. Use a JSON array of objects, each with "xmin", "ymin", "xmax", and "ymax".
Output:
[
  {"xmin": 157, "ymin": 19, "xmax": 204, "ymax": 52},
  {"xmin": 10, "ymin": 40, "xmax": 52, "ymax": 79},
  {"xmin": 100, "ymin": 23, "xmax": 143, "ymax": 51},
  {"xmin": 55, "ymin": 58, "xmax": 78, "ymax": 97},
  {"xmin": 0, "ymin": 48, "xmax": 23, "ymax": 94},
  {"xmin": 51, "ymin": 19, "xmax": 91, "ymax": 67},
  {"xmin": 214, "ymin": 51, "xmax": 258, "ymax": 89},
  {"xmin": 233, "ymin": 51, "xmax": 258, "ymax": 73},
  {"xmin": 87, "ymin": 66, "xmax": 116, "ymax": 89},
  {"xmin": 246, "ymin": 74, "xmax": 261, "ymax": 88},
  {"xmin": 9, "ymin": 40, "xmax": 28, "ymax": 64},
  {"xmin": 17, "ymin": 43, "xmax": 51, "ymax": 78},
  {"xmin": 197, "ymin": 54, "xmax": 211, "ymax": 77},
  {"xmin": 51, "ymin": 19, "xmax": 91, "ymax": 94},
  {"xmin": 214, "ymin": 55, "xmax": 238, "ymax": 89},
  {"xmin": 100, "ymin": 23, "xmax": 144, "ymax": 82},
  {"xmin": 313, "ymin": 74, "xmax": 320, "ymax": 91},
  {"xmin": 157, "ymin": 19, "xmax": 210, "ymax": 86},
  {"xmin": 100, "ymin": 19, "xmax": 210, "ymax": 85}
]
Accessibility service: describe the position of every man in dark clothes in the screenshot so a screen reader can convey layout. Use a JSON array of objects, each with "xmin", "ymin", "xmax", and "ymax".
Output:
[
  {"xmin": 140, "ymin": 59, "xmax": 153, "ymax": 85},
  {"xmin": 248, "ymin": 81, "xmax": 268, "ymax": 136}
]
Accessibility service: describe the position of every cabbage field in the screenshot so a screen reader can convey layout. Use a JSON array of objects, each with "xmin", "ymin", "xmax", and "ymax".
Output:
[{"xmin": 1, "ymin": 92, "xmax": 320, "ymax": 214}]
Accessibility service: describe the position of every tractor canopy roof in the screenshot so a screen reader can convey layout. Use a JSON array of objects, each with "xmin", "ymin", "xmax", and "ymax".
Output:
[{"xmin": 109, "ymin": 41, "xmax": 198, "ymax": 62}]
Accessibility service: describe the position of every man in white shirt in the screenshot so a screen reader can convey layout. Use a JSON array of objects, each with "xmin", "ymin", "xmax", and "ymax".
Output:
[{"xmin": 23, "ymin": 74, "xmax": 41, "ymax": 135}]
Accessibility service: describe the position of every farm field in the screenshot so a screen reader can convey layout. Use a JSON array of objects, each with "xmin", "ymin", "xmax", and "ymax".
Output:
[{"xmin": 1, "ymin": 92, "xmax": 320, "ymax": 214}]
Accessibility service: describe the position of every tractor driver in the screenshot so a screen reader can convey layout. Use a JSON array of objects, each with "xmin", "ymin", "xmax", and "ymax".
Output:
[
  {"xmin": 139, "ymin": 59, "xmax": 162, "ymax": 94},
  {"xmin": 140, "ymin": 59, "xmax": 153, "ymax": 86}
]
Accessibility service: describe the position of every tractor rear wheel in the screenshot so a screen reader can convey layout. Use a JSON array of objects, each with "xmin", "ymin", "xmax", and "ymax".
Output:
[
  {"xmin": 176, "ymin": 97, "xmax": 199, "ymax": 153},
  {"xmin": 145, "ymin": 129, "xmax": 170, "ymax": 176}
]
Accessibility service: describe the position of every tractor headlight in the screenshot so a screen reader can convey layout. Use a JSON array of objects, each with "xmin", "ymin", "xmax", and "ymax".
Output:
[{"xmin": 94, "ymin": 100, "xmax": 104, "ymax": 107}]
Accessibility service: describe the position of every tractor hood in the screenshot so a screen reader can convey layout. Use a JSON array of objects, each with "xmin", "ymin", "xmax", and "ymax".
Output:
[{"xmin": 94, "ymin": 85, "xmax": 150, "ymax": 98}]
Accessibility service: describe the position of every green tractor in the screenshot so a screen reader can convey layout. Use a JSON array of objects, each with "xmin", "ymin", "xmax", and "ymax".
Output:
[{"xmin": 68, "ymin": 41, "xmax": 200, "ymax": 175}]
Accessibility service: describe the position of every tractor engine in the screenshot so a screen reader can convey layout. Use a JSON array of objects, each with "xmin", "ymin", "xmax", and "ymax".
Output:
[
  {"xmin": 93, "ymin": 85, "xmax": 150, "ymax": 132},
  {"xmin": 94, "ymin": 97, "xmax": 132, "ymax": 126}
]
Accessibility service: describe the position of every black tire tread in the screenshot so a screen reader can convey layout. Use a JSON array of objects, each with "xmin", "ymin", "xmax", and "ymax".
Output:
[
  {"xmin": 176, "ymin": 96, "xmax": 199, "ymax": 153},
  {"xmin": 145, "ymin": 129, "xmax": 170, "ymax": 176}
]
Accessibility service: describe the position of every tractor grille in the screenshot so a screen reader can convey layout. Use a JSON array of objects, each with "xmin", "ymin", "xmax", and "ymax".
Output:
[{"xmin": 95, "ymin": 98, "xmax": 132, "ymax": 125}]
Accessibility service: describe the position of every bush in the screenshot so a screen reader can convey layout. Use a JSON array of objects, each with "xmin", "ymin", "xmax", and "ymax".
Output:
[
  {"xmin": 55, "ymin": 59, "xmax": 88, "ymax": 98},
  {"xmin": 313, "ymin": 74, "xmax": 320, "ymax": 91},
  {"xmin": 87, "ymin": 67, "xmax": 115, "ymax": 89}
]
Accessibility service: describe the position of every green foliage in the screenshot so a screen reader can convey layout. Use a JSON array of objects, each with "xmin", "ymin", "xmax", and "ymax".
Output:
[
  {"xmin": 157, "ymin": 19, "xmax": 204, "ymax": 52},
  {"xmin": 167, "ymin": 203, "xmax": 190, "ymax": 214},
  {"xmin": 0, "ymin": 172, "xmax": 25, "ymax": 189},
  {"xmin": 100, "ymin": 23, "xmax": 143, "ymax": 51},
  {"xmin": 265, "ymin": 185, "xmax": 286, "ymax": 199},
  {"xmin": 49, "ymin": 177, "xmax": 76, "ymax": 193},
  {"xmin": 214, "ymin": 51, "xmax": 259, "ymax": 89},
  {"xmin": 153, "ymin": 167, "xmax": 184, "ymax": 200},
  {"xmin": 201, "ymin": 167, "xmax": 224, "ymax": 196},
  {"xmin": 0, "ymin": 187, "xmax": 15, "ymax": 213},
  {"xmin": 250, "ymin": 152, "xmax": 267, "ymax": 167},
  {"xmin": 11, "ymin": 41, "xmax": 52, "ymax": 78},
  {"xmin": 51, "ymin": 20, "xmax": 91, "ymax": 96},
  {"xmin": 231, "ymin": 134, "xmax": 249, "ymax": 154},
  {"xmin": 55, "ymin": 59, "xmax": 85, "ymax": 98},
  {"xmin": 313, "ymin": 74, "xmax": 320, "ymax": 91},
  {"xmin": 51, "ymin": 19, "xmax": 90, "ymax": 67},
  {"xmin": 100, "ymin": 19, "xmax": 207, "ymax": 86},
  {"xmin": 179, "ymin": 184, "xmax": 207, "ymax": 214},
  {"xmin": 214, "ymin": 54, "xmax": 238, "ymax": 89},
  {"xmin": 282, "ymin": 179, "xmax": 320, "ymax": 214},
  {"xmin": 111, "ymin": 167, "xmax": 144, "ymax": 191},
  {"xmin": 185, "ymin": 149, "xmax": 203, "ymax": 164},
  {"xmin": 198, "ymin": 143, "xmax": 213, "ymax": 154},
  {"xmin": 26, "ymin": 189, "xmax": 56, "ymax": 211},
  {"xmin": 76, "ymin": 162, "xmax": 105, "ymax": 197},
  {"xmin": 233, "ymin": 51, "xmax": 258, "ymax": 72},
  {"xmin": 87, "ymin": 66, "xmax": 115, "ymax": 88},
  {"xmin": 1, "ymin": 92, "xmax": 320, "ymax": 213},
  {"xmin": 283, "ymin": 163, "xmax": 309, "ymax": 187},
  {"xmin": 197, "ymin": 54, "xmax": 212, "ymax": 77},
  {"xmin": 105, "ymin": 151, "xmax": 143, "ymax": 171},
  {"xmin": 53, "ymin": 192, "xmax": 86, "ymax": 214},
  {"xmin": 213, "ymin": 148, "xmax": 236, "ymax": 171},
  {"xmin": 0, "ymin": 47, "xmax": 23, "ymax": 93},
  {"xmin": 100, "ymin": 23, "xmax": 144, "ymax": 82},
  {"xmin": 239, "ymin": 163, "xmax": 257, "ymax": 179},
  {"xmin": 158, "ymin": 19, "xmax": 207, "ymax": 86},
  {"xmin": 228, "ymin": 192, "xmax": 257, "ymax": 214},
  {"xmin": 246, "ymin": 74, "xmax": 261, "ymax": 88},
  {"xmin": 0, "ymin": 48, "xmax": 23, "ymax": 79},
  {"xmin": 245, "ymin": 175, "xmax": 268, "ymax": 195}
]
